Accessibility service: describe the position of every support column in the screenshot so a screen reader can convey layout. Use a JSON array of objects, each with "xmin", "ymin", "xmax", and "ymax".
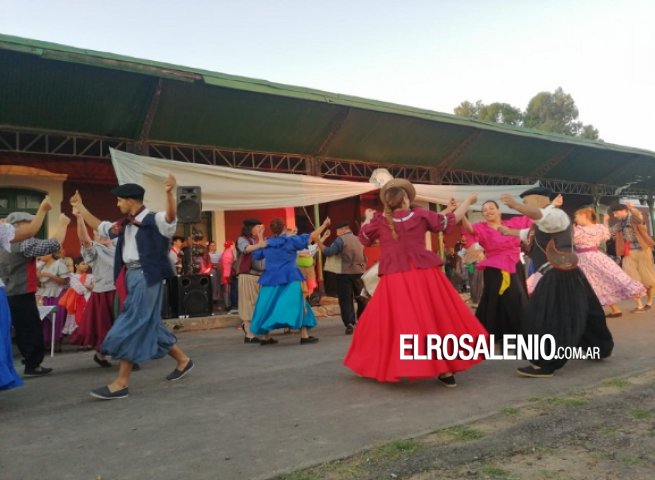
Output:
[
  {"xmin": 648, "ymin": 194, "xmax": 655, "ymax": 236},
  {"xmin": 314, "ymin": 203, "xmax": 326, "ymax": 297}
]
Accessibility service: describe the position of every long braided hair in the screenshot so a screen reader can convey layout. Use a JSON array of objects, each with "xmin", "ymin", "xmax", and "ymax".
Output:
[{"xmin": 383, "ymin": 186, "xmax": 409, "ymax": 241}]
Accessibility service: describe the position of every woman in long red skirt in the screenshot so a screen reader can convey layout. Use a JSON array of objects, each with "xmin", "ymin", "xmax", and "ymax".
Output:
[{"xmin": 343, "ymin": 180, "xmax": 488, "ymax": 387}]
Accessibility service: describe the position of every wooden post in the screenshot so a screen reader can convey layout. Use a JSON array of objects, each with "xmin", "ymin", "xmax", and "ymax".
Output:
[
  {"xmin": 648, "ymin": 194, "xmax": 655, "ymax": 237},
  {"xmin": 314, "ymin": 203, "xmax": 326, "ymax": 297}
]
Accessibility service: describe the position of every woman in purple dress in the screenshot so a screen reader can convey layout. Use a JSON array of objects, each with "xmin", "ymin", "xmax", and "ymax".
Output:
[{"xmin": 574, "ymin": 207, "xmax": 646, "ymax": 317}]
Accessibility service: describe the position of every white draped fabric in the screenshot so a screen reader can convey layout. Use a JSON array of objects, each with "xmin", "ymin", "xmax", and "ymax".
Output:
[
  {"xmin": 110, "ymin": 149, "xmax": 378, "ymax": 211},
  {"xmin": 110, "ymin": 149, "xmax": 537, "ymax": 213}
]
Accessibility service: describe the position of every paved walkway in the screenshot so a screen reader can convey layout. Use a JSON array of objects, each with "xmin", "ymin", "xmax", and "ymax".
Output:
[{"xmin": 1, "ymin": 303, "xmax": 654, "ymax": 480}]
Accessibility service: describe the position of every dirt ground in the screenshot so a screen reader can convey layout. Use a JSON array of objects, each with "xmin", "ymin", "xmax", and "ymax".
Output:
[{"xmin": 275, "ymin": 369, "xmax": 655, "ymax": 480}]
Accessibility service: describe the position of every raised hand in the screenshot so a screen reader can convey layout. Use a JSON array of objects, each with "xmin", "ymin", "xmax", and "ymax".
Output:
[
  {"xmin": 364, "ymin": 209, "xmax": 376, "ymax": 221},
  {"xmin": 466, "ymin": 193, "xmax": 478, "ymax": 205},
  {"xmin": 70, "ymin": 190, "xmax": 83, "ymax": 208},
  {"xmin": 500, "ymin": 194, "xmax": 519, "ymax": 209},
  {"xmin": 448, "ymin": 198, "xmax": 458, "ymax": 210},
  {"xmin": 165, "ymin": 174, "xmax": 177, "ymax": 194},
  {"xmin": 39, "ymin": 196, "xmax": 53, "ymax": 212}
]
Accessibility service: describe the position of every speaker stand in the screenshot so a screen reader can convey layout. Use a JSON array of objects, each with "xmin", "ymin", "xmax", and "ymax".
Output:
[{"xmin": 182, "ymin": 223, "xmax": 193, "ymax": 275}]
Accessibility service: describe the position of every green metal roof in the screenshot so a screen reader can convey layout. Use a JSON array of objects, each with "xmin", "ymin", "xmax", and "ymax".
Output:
[{"xmin": 1, "ymin": 33, "xmax": 654, "ymax": 192}]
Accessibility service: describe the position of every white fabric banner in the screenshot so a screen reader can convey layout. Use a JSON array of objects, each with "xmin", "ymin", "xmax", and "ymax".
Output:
[
  {"xmin": 110, "ymin": 149, "xmax": 378, "ymax": 211},
  {"xmin": 110, "ymin": 149, "xmax": 537, "ymax": 214}
]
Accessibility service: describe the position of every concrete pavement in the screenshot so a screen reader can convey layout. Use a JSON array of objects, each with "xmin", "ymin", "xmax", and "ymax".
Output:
[{"xmin": 1, "ymin": 304, "xmax": 654, "ymax": 480}]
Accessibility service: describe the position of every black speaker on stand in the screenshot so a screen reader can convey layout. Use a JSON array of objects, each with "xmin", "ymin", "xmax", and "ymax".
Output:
[
  {"xmin": 175, "ymin": 274, "xmax": 213, "ymax": 317},
  {"xmin": 177, "ymin": 186, "xmax": 202, "ymax": 223},
  {"xmin": 176, "ymin": 186, "xmax": 202, "ymax": 275}
]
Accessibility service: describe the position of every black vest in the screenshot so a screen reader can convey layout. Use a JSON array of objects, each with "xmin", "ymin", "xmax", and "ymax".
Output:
[
  {"xmin": 111, "ymin": 212, "xmax": 175, "ymax": 286},
  {"xmin": 530, "ymin": 223, "xmax": 574, "ymax": 271}
]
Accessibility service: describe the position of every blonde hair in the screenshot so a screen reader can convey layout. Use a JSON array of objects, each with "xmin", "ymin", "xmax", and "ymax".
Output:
[
  {"xmin": 383, "ymin": 187, "xmax": 408, "ymax": 240},
  {"xmin": 575, "ymin": 207, "xmax": 597, "ymax": 224}
]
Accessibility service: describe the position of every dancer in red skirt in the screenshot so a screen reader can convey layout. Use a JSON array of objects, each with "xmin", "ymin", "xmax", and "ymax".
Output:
[
  {"xmin": 70, "ymin": 211, "xmax": 117, "ymax": 367},
  {"xmin": 343, "ymin": 179, "xmax": 487, "ymax": 387}
]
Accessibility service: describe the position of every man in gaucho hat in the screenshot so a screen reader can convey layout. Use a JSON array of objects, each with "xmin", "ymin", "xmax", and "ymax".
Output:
[
  {"xmin": 607, "ymin": 202, "xmax": 655, "ymax": 311},
  {"xmin": 499, "ymin": 186, "xmax": 614, "ymax": 378},
  {"xmin": 71, "ymin": 175, "xmax": 194, "ymax": 399}
]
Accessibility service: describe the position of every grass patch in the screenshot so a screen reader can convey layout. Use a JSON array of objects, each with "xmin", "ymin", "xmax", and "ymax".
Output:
[
  {"xmin": 544, "ymin": 397, "xmax": 589, "ymax": 407},
  {"xmin": 627, "ymin": 408, "xmax": 652, "ymax": 420},
  {"xmin": 501, "ymin": 406, "xmax": 520, "ymax": 415},
  {"xmin": 619, "ymin": 454, "xmax": 641, "ymax": 465},
  {"xmin": 532, "ymin": 446, "xmax": 556, "ymax": 455},
  {"xmin": 442, "ymin": 425, "xmax": 485, "ymax": 441},
  {"xmin": 370, "ymin": 439, "xmax": 419, "ymax": 461},
  {"xmin": 278, "ymin": 474, "xmax": 315, "ymax": 480},
  {"xmin": 537, "ymin": 470, "xmax": 557, "ymax": 479},
  {"xmin": 602, "ymin": 377, "xmax": 631, "ymax": 388},
  {"xmin": 276, "ymin": 439, "xmax": 418, "ymax": 480},
  {"xmin": 480, "ymin": 465, "xmax": 519, "ymax": 479},
  {"xmin": 590, "ymin": 451, "xmax": 612, "ymax": 461},
  {"xmin": 527, "ymin": 396, "xmax": 541, "ymax": 402},
  {"xmin": 599, "ymin": 426, "xmax": 618, "ymax": 435}
]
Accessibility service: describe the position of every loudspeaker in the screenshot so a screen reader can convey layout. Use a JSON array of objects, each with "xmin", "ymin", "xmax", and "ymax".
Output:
[
  {"xmin": 177, "ymin": 186, "xmax": 202, "ymax": 223},
  {"xmin": 176, "ymin": 274, "xmax": 212, "ymax": 317}
]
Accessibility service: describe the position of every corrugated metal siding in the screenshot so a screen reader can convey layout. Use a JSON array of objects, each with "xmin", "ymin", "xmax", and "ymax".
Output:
[
  {"xmin": 0, "ymin": 51, "xmax": 155, "ymax": 138},
  {"xmin": 150, "ymin": 82, "xmax": 344, "ymax": 153}
]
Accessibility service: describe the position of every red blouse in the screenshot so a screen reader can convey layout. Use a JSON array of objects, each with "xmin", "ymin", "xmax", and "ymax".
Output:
[{"xmin": 359, "ymin": 207, "xmax": 456, "ymax": 275}]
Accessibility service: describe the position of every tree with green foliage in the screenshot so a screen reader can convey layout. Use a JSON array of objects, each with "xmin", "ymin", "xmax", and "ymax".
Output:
[{"xmin": 454, "ymin": 87, "xmax": 600, "ymax": 140}]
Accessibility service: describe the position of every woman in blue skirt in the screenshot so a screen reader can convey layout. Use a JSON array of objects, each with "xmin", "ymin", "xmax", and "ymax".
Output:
[{"xmin": 250, "ymin": 218, "xmax": 329, "ymax": 345}]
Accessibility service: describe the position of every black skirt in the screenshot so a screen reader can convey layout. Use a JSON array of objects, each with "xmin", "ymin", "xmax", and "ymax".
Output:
[
  {"xmin": 475, "ymin": 264, "xmax": 528, "ymax": 338},
  {"xmin": 526, "ymin": 267, "xmax": 614, "ymax": 371}
]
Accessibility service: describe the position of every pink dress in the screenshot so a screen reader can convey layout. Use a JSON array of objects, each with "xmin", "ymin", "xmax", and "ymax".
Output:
[
  {"xmin": 574, "ymin": 224, "xmax": 646, "ymax": 305},
  {"xmin": 465, "ymin": 216, "xmax": 532, "ymax": 273}
]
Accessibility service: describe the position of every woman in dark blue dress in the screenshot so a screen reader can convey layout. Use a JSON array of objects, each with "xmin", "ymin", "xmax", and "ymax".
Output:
[{"xmin": 250, "ymin": 218, "xmax": 328, "ymax": 345}]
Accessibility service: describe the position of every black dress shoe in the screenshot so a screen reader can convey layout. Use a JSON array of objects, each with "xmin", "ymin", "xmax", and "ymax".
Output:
[
  {"xmin": 244, "ymin": 336, "xmax": 262, "ymax": 344},
  {"xmin": 300, "ymin": 336, "xmax": 319, "ymax": 345},
  {"xmin": 93, "ymin": 354, "xmax": 112, "ymax": 368},
  {"xmin": 260, "ymin": 338, "xmax": 279, "ymax": 345},
  {"xmin": 437, "ymin": 375, "xmax": 457, "ymax": 388},
  {"xmin": 132, "ymin": 363, "xmax": 141, "ymax": 371},
  {"xmin": 516, "ymin": 366, "xmax": 554, "ymax": 378},
  {"xmin": 345, "ymin": 325, "xmax": 354, "ymax": 335},
  {"xmin": 90, "ymin": 385, "xmax": 129, "ymax": 400},
  {"xmin": 24, "ymin": 366, "xmax": 53, "ymax": 377},
  {"xmin": 166, "ymin": 359, "xmax": 194, "ymax": 381}
]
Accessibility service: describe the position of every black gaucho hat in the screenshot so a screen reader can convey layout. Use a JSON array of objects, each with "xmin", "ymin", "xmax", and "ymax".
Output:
[
  {"xmin": 608, "ymin": 204, "xmax": 628, "ymax": 213},
  {"xmin": 111, "ymin": 183, "xmax": 145, "ymax": 200},
  {"xmin": 242, "ymin": 218, "xmax": 262, "ymax": 226},
  {"xmin": 519, "ymin": 186, "xmax": 557, "ymax": 200},
  {"xmin": 334, "ymin": 220, "xmax": 351, "ymax": 229}
]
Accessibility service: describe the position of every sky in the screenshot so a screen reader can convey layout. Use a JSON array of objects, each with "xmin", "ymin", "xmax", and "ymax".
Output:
[{"xmin": 2, "ymin": 0, "xmax": 655, "ymax": 151}]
